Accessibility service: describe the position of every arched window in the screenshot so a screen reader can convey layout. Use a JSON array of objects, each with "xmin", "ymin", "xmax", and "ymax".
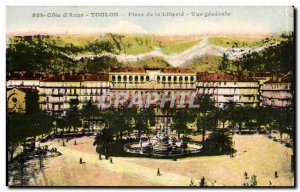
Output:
[
  {"xmin": 123, "ymin": 76, "xmax": 127, "ymax": 82},
  {"xmin": 146, "ymin": 76, "xmax": 150, "ymax": 81},
  {"xmin": 179, "ymin": 76, "xmax": 183, "ymax": 83},
  {"xmin": 185, "ymin": 76, "xmax": 188, "ymax": 82},
  {"xmin": 117, "ymin": 75, "xmax": 121, "ymax": 82},
  {"xmin": 190, "ymin": 76, "xmax": 194, "ymax": 82},
  {"xmin": 168, "ymin": 76, "xmax": 172, "ymax": 82},
  {"xmin": 129, "ymin": 76, "xmax": 133, "ymax": 82},
  {"xmin": 174, "ymin": 76, "xmax": 177, "ymax": 82},
  {"xmin": 162, "ymin": 76, "xmax": 166, "ymax": 82},
  {"xmin": 157, "ymin": 76, "xmax": 161, "ymax": 82},
  {"xmin": 112, "ymin": 75, "xmax": 115, "ymax": 82},
  {"xmin": 134, "ymin": 76, "xmax": 139, "ymax": 82},
  {"xmin": 140, "ymin": 76, "xmax": 144, "ymax": 82}
]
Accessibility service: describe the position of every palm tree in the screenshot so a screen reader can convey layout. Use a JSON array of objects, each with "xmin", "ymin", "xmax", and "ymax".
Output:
[
  {"xmin": 207, "ymin": 129, "xmax": 233, "ymax": 152},
  {"xmin": 106, "ymin": 108, "xmax": 133, "ymax": 141},
  {"xmin": 93, "ymin": 127, "xmax": 112, "ymax": 159}
]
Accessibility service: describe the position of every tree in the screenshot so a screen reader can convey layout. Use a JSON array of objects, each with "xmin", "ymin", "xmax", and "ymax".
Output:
[
  {"xmin": 86, "ymin": 39, "xmax": 115, "ymax": 55},
  {"xmin": 271, "ymin": 108, "xmax": 290, "ymax": 143},
  {"xmin": 206, "ymin": 129, "xmax": 233, "ymax": 152},
  {"xmin": 7, "ymin": 113, "xmax": 27, "ymax": 161},
  {"xmin": 197, "ymin": 112, "xmax": 217, "ymax": 142},
  {"xmin": 81, "ymin": 100, "xmax": 101, "ymax": 133},
  {"xmin": 56, "ymin": 116, "xmax": 68, "ymax": 135},
  {"xmin": 236, "ymin": 32, "xmax": 294, "ymax": 74},
  {"xmin": 132, "ymin": 108, "xmax": 156, "ymax": 140},
  {"xmin": 93, "ymin": 127, "xmax": 113, "ymax": 159},
  {"xmin": 85, "ymin": 56, "xmax": 121, "ymax": 73},
  {"xmin": 66, "ymin": 99, "xmax": 81, "ymax": 133},
  {"xmin": 216, "ymin": 100, "xmax": 240, "ymax": 130},
  {"xmin": 7, "ymin": 35, "xmax": 75, "ymax": 74},
  {"xmin": 255, "ymin": 107, "xmax": 273, "ymax": 131},
  {"xmin": 173, "ymin": 109, "xmax": 195, "ymax": 139},
  {"xmin": 219, "ymin": 53, "xmax": 229, "ymax": 71},
  {"xmin": 25, "ymin": 90, "xmax": 40, "ymax": 114},
  {"xmin": 195, "ymin": 95, "xmax": 216, "ymax": 141},
  {"xmin": 23, "ymin": 112, "xmax": 53, "ymax": 147}
]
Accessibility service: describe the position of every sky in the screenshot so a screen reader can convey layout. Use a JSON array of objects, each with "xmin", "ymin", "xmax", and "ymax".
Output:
[{"xmin": 6, "ymin": 6, "xmax": 294, "ymax": 36}]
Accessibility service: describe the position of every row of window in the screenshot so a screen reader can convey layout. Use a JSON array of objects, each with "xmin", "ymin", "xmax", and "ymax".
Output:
[{"xmin": 111, "ymin": 75, "xmax": 195, "ymax": 82}]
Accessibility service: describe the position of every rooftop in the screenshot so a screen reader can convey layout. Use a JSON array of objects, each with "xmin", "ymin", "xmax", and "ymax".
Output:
[{"xmin": 196, "ymin": 72, "xmax": 258, "ymax": 82}]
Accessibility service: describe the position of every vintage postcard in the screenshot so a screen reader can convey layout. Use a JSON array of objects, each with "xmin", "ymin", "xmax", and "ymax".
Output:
[{"xmin": 6, "ymin": 6, "xmax": 295, "ymax": 187}]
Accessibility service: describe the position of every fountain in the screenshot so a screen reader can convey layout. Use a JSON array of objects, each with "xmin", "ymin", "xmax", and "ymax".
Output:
[{"xmin": 124, "ymin": 128, "xmax": 203, "ymax": 158}]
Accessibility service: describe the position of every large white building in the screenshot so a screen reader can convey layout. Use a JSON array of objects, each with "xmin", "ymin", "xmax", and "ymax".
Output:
[
  {"xmin": 196, "ymin": 72, "xmax": 260, "ymax": 108},
  {"xmin": 261, "ymin": 75, "xmax": 293, "ymax": 108},
  {"xmin": 7, "ymin": 69, "xmax": 293, "ymax": 115},
  {"xmin": 110, "ymin": 67, "xmax": 196, "ymax": 108}
]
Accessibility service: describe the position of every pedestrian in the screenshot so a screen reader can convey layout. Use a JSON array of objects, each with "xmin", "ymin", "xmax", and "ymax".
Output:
[
  {"xmin": 79, "ymin": 157, "xmax": 82, "ymax": 164},
  {"xmin": 269, "ymin": 181, "xmax": 272, "ymax": 186},
  {"xmin": 244, "ymin": 171, "xmax": 248, "ymax": 179},
  {"xmin": 275, "ymin": 171, "xmax": 278, "ymax": 178},
  {"xmin": 110, "ymin": 157, "xmax": 113, "ymax": 164},
  {"xmin": 190, "ymin": 179, "xmax": 194, "ymax": 186},
  {"xmin": 199, "ymin": 177, "xmax": 205, "ymax": 187},
  {"xmin": 157, "ymin": 168, "xmax": 160, "ymax": 176},
  {"xmin": 211, "ymin": 180, "xmax": 216, "ymax": 186}
]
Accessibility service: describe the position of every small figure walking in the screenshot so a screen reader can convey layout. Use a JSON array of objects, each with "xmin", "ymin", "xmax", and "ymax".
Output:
[
  {"xmin": 211, "ymin": 180, "xmax": 217, "ymax": 186},
  {"xmin": 275, "ymin": 171, "xmax": 278, "ymax": 178},
  {"xmin": 269, "ymin": 181, "xmax": 272, "ymax": 186},
  {"xmin": 190, "ymin": 179, "xmax": 194, "ymax": 186},
  {"xmin": 110, "ymin": 157, "xmax": 113, "ymax": 164},
  {"xmin": 79, "ymin": 157, "xmax": 82, "ymax": 164},
  {"xmin": 244, "ymin": 171, "xmax": 248, "ymax": 179},
  {"xmin": 199, "ymin": 177, "xmax": 206, "ymax": 187},
  {"xmin": 157, "ymin": 168, "xmax": 161, "ymax": 176}
]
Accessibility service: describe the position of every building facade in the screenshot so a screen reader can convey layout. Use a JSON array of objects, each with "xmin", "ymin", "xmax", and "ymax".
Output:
[
  {"xmin": 109, "ymin": 68, "xmax": 196, "ymax": 108},
  {"xmin": 196, "ymin": 72, "xmax": 260, "ymax": 108},
  {"xmin": 261, "ymin": 75, "xmax": 293, "ymax": 108},
  {"xmin": 7, "ymin": 69, "xmax": 293, "ymax": 115}
]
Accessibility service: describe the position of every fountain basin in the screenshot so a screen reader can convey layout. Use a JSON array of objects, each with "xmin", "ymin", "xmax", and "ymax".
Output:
[{"xmin": 124, "ymin": 141, "xmax": 203, "ymax": 158}]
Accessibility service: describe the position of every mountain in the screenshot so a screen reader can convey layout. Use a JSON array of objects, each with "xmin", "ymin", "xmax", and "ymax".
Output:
[
  {"xmin": 7, "ymin": 34, "xmax": 288, "ymax": 73},
  {"xmin": 70, "ymin": 36, "xmax": 283, "ymax": 71}
]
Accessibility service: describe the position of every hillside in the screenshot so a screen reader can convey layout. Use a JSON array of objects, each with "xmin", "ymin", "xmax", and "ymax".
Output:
[{"xmin": 7, "ymin": 33, "xmax": 291, "ymax": 73}]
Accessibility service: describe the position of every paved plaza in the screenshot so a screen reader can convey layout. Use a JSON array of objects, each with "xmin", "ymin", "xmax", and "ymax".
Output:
[{"xmin": 28, "ymin": 134, "xmax": 294, "ymax": 187}]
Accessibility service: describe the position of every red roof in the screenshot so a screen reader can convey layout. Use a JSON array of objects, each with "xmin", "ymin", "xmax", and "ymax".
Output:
[
  {"xmin": 196, "ymin": 72, "xmax": 258, "ymax": 82},
  {"xmin": 161, "ymin": 68, "xmax": 193, "ymax": 73},
  {"xmin": 42, "ymin": 73, "xmax": 109, "ymax": 82},
  {"xmin": 111, "ymin": 67, "xmax": 146, "ymax": 73},
  {"xmin": 265, "ymin": 74, "xmax": 292, "ymax": 83},
  {"xmin": 111, "ymin": 67, "xmax": 193, "ymax": 73},
  {"xmin": 7, "ymin": 72, "xmax": 44, "ymax": 80}
]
